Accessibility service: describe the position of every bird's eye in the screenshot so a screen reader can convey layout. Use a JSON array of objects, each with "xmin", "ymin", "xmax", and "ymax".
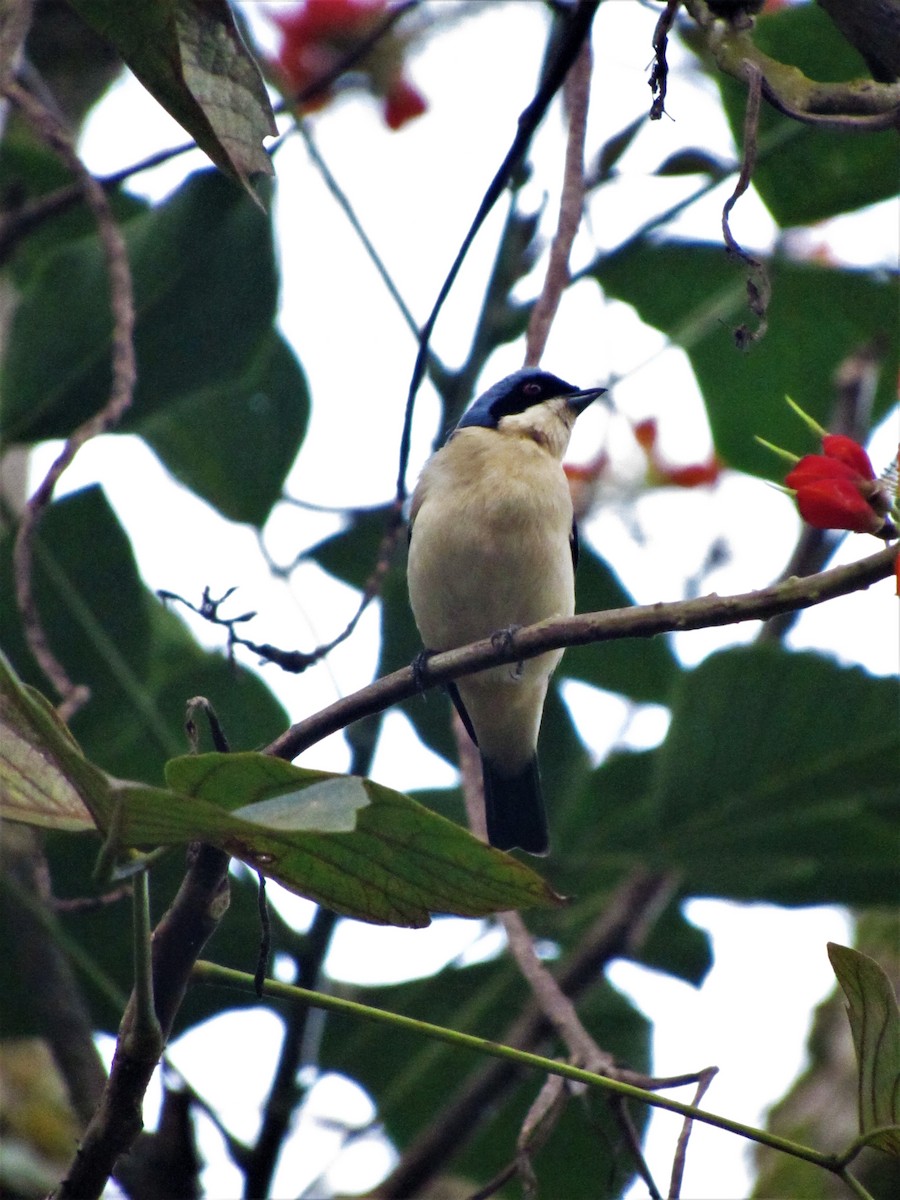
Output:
[{"xmin": 523, "ymin": 382, "xmax": 542, "ymax": 397}]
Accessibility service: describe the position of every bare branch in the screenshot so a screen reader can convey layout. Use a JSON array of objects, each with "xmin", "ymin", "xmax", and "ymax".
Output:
[
  {"xmin": 668, "ymin": 1066, "xmax": 718, "ymax": 1198},
  {"xmin": 524, "ymin": 36, "xmax": 592, "ymax": 366},
  {"xmin": 266, "ymin": 543, "xmax": 897, "ymax": 762}
]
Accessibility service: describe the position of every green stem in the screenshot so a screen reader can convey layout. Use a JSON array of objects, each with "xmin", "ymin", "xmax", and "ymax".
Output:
[
  {"xmin": 193, "ymin": 961, "xmax": 843, "ymax": 1173},
  {"xmin": 129, "ymin": 870, "xmax": 162, "ymax": 1055},
  {"xmin": 836, "ymin": 1168, "xmax": 877, "ymax": 1200}
]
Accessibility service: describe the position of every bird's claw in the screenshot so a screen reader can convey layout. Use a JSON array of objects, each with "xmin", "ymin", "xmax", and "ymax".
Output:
[
  {"xmin": 491, "ymin": 624, "xmax": 522, "ymax": 653},
  {"xmin": 492, "ymin": 625, "xmax": 525, "ymax": 678},
  {"xmin": 412, "ymin": 649, "xmax": 433, "ymax": 692}
]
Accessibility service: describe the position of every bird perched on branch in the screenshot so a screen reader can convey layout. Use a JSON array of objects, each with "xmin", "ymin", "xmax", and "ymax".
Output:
[{"xmin": 407, "ymin": 368, "xmax": 606, "ymax": 855}]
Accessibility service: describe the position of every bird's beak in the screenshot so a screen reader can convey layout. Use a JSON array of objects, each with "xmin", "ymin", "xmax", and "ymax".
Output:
[{"xmin": 566, "ymin": 385, "xmax": 607, "ymax": 416}]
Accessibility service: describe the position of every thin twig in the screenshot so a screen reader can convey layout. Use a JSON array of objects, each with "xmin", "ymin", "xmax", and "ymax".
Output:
[
  {"xmin": 649, "ymin": 0, "xmax": 682, "ymax": 119},
  {"xmin": 4, "ymin": 79, "xmax": 136, "ymax": 721},
  {"xmin": 243, "ymin": 907, "xmax": 339, "ymax": 1197},
  {"xmin": 395, "ymin": 0, "xmax": 600, "ymax": 502},
  {"xmin": 297, "ymin": 121, "xmax": 422, "ymax": 341},
  {"xmin": 525, "ymin": 35, "xmax": 592, "ymax": 366},
  {"xmin": 668, "ymin": 1066, "xmax": 717, "ymax": 1198},
  {"xmin": 501, "ymin": 911, "xmax": 614, "ymax": 1072},
  {"xmin": 163, "ymin": 509, "xmax": 406, "ymax": 675}
]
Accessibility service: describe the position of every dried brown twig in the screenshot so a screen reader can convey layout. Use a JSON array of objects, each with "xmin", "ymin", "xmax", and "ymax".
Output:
[
  {"xmin": 524, "ymin": 35, "xmax": 593, "ymax": 367},
  {"xmin": 721, "ymin": 61, "xmax": 771, "ymax": 349},
  {"xmin": 4, "ymin": 79, "xmax": 136, "ymax": 721}
]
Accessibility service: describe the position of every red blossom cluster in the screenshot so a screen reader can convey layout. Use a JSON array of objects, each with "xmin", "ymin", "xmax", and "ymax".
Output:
[
  {"xmin": 564, "ymin": 417, "xmax": 722, "ymax": 519},
  {"xmin": 270, "ymin": 0, "xmax": 427, "ymax": 129},
  {"xmin": 785, "ymin": 434, "xmax": 894, "ymax": 536}
]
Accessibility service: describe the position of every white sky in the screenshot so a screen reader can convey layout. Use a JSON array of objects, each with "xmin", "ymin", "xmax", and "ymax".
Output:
[{"xmin": 27, "ymin": 1, "xmax": 899, "ymax": 1196}]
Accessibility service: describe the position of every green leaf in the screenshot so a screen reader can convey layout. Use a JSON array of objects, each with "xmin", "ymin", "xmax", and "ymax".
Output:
[
  {"xmin": 0, "ymin": 650, "xmax": 97, "ymax": 831},
  {"xmin": 828, "ymin": 943, "xmax": 900, "ymax": 1156},
  {"xmin": 129, "ymin": 751, "xmax": 564, "ymax": 927},
  {"xmin": 716, "ymin": 6, "xmax": 898, "ymax": 226},
  {"xmin": 0, "ymin": 134, "xmax": 147, "ymax": 285},
  {"xmin": 594, "ymin": 241, "xmax": 899, "ymax": 479},
  {"xmin": 139, "ymin": 329, "xmax": 310, "ymax": 526},
  {"xmin": 309, "ymin": 504, "xmax": 398, "ymax": 592},
  {"xmin": 1, "ymin": 170, "xmax": 305, "ymax": 525},
  {"xmin": 66, "ymin": 0, "xmax": 275, "ymax": 196},
  {"xmin": 592, "ymin": 114, "xmax": 646, "ymax": 183},
  {"xmin": 655, "ymin": 148, "xmax": 729, "ymax": 178},
  {"xmin": 590, "ymin": 647, "xmax": 900, "ymax": 907}
]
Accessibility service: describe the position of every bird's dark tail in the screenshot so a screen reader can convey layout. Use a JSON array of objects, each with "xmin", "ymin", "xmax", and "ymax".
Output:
[{"xmin": 481, "ymin": 755, "xmax": 548, "ymax": 856}]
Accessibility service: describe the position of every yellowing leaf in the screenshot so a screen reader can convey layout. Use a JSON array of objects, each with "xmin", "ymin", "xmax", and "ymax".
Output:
[{"xmin": 0, "ymin": 650, "xmax": 97, "ymax": 831}]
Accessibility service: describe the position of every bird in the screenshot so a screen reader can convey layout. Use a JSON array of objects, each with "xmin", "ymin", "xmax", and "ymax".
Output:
[{"xmin": 406, "ymin": 367, "xmax": 606, "ymax": 855}]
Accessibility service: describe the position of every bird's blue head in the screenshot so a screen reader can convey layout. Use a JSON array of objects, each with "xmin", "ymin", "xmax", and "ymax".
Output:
[{"xmin": 456, "ymin": 368, "xmax": 604, "ymax": 431}]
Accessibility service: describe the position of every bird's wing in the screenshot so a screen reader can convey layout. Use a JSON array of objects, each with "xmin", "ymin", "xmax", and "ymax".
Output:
[{"xmin": 570, "ymin": 517, "xmax": 579, "ymax": 570}]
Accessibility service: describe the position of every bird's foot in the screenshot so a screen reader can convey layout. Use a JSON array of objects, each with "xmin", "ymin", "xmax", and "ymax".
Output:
[
  {"xmin": 412, "ymin": 649, "xmax": 433, "ymax": 692},
  {"xmin": 491, "ymin": 625, "xmax": 525, "ymax": 678}
]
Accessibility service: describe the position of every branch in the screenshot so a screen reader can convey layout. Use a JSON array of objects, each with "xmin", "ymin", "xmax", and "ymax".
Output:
[
  {"xmin": 53, "ymin": 845, "xmax": 231, "ymax": 1200},
  {"xmin": 686, "ymin": 0, "xmax": 900, "ymax": 131},
  {"xmin": 266, "ymin": 543, "xmax": 897, "ymax": 762}
]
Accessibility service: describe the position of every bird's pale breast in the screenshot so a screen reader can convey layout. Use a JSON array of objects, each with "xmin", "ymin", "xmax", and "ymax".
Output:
[{"xmin": 408, "ymin": 429, "xmax": 575, "ymax": 675}]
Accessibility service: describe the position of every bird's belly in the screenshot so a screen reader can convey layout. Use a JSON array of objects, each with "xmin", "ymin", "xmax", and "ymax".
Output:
[{"xmin": 408, "ymin": 496, "xmax": 573, "ymax": 683}]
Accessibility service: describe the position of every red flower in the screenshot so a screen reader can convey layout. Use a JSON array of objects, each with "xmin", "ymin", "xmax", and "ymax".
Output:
[
  {"xmin": 633, "ymin": 418, "xmax": 722, "ymax": 488},
  {"xmin": 271, "ymin": 0, "xmax": 427, "ymax": 130},
  {"xmin": 785, "ymin": 436, "xmax": 889, "ymax": 534}
]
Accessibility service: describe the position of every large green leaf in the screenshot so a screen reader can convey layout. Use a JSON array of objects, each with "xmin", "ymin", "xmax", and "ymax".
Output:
[
  {"xmin": 139, "ymin": 328, "xmax": 309, "ymax": 526},
  {"xmin": 65, "ymin": 0, "xmax": 275, "ymax": 195},
  {"xmin": 0, "ymin": 134, "xmax": 147, "ymax": 285},
  {"xmin": 715, "ymin": 5, "xmax": 898, "ymax": 226},
  {"xmin": 144, "ymin": 752, "xmax": 560, "ymax": 928},
  {"xmin": 320, "ymin": 959, "xmax": 650, "ymax": 1198},
  {"xmin": 588, "ymin": 646, "xmax": 900, "ymax": 906},
  {"xmin": 828, "ymin": 943, "xmax": 900, "ymax": 1157},
  {"xmin": 1, "ymin": 170, "xmax": 306, "ymax": 526},
  {"xmin": 594, "ymin": 241, "xmax": 899, "ymax": 479}
]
